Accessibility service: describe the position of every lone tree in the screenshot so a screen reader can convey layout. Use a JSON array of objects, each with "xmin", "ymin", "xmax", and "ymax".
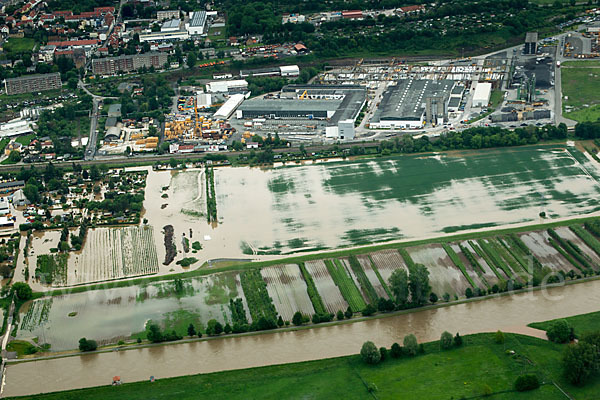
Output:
[
  {"xmin": 187, "ymin": 323, "xmax": 196, "ymax": 337},
  {"xmin": 12, "ymin": 282, "xmax": 32, "ymax": 301},
  {"xmin": 440, "ymin": 331, "xmax": 453, "ymax": 349},
  {"xmin": 360, "ymin": 341, "xmax": 381, "ymax": 365},
  {"xmin": 389, "ymin": 269, "xmax": 409, "ymax": 307},
  {"xmin": 403, "ymin": 334, "xmax": 418, "ymax": 357},
  {"xmin": 409, "ymin": 264, "xmax": 431, "ymax": 306},
  {"xmin": 547, "ymin": 319, "xmax": 572, "ymax": 343}
]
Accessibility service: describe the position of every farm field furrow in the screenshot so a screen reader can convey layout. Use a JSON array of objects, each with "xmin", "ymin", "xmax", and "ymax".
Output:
[
  {"xmin": 67, "ymin": 226, "xmax": 159, "ymax": 286},
  {"xmin": 555, "ymin": 227, "xmax": 600, "ymax": 270},
  {"xmin": 304, "ymin": 260, "xmax": 348, "ymax": 314},
  {"xmin": 407, "ymin": 244, "xmax": 472, "ymax": 299},
  {"xmin": 449, "ymin": 244, "xmax": 488, "ymax": 289},
  {"xmin": 356, "ymin": 255, "xmax": 390, "ymax": 299},
  {"xmin": 369, "ymin": 249, "xmax": 409, "ymax": 284},
  {"xmin": 460, "ymin": 241, "xmax": 502, "ymax": 285},
  {"xmin": 260, "ymin": 264, "xmax": 315, "ymax": 321},
  {"xmin": 519, "ymin": 231, "xmax": 574, "ymax": 273}
]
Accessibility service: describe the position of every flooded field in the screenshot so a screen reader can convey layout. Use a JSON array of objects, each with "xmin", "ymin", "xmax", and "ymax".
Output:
[
  {"xmin": 16, "ymin": 272, "xmax": 251, "ymax": 351},
  {"xmin": 143, "ymin": 145, "xmax": 600, "ymax": 262},
  {"xmin": 6, "ymin": 278, "xmax": 600, "ymax": 398},
  {"xmin": 18, "ymin": 220, "xmax": 600, "ymax": 352}
]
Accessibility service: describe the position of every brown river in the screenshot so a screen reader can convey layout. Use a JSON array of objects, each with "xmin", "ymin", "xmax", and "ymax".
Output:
[{"xmin": 3, "ymin": 279, "xmax": 600, "ymax": 397}]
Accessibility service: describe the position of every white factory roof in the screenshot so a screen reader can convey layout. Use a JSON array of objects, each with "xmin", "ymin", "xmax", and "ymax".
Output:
[
  {"xmin": 472, "ymin": 82, "xmax": 492, "ymax": 104},
  {"xmin": 214, "ymin": 94, "xmax": 245, "ymax": 120},
  {"xmin": 0, "ymin": 119, "xmax": 35, "ymax": 138},
  {"xmin": 206, "ymin": 79, "xmax": 248, "ymax": 93}
]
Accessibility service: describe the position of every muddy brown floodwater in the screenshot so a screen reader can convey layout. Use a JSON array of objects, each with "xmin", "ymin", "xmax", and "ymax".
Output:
[{"xmin": 4, "ymin": 279, "xmax": 600, "ymax": 397}]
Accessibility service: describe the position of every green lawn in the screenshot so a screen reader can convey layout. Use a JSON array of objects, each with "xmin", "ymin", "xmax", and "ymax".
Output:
[
  {"xmin": 562, "ymin": 65, "xmax": 600, "ymax": 122},
  {"xmin": 529, "ymin": 310, "xmax": 600, "ymax": 336},
  {"xmin": 10, "ymin": 332, "xmax": 600, "ymax": 400},
  {"xmin": 15, "ymin": 134, "xmax": 35, "ymax": 146},
  {"xmin": 3, "ymin": 37, "xmax": 35, "ymax": 53}
]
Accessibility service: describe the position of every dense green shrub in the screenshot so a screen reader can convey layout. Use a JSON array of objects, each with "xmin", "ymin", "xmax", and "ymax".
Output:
[
  {"xmin": 514, "ymin": 374, "xmax": 540, "ymax": 392},
  {"xmin": 440, "ymin": 331, "xmax": 453, "ymax": 349}
]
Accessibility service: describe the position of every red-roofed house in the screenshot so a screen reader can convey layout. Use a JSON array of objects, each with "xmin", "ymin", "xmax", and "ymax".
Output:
[{"xmin": 399, "ymin": 5, "xmax": 425, "ymax": 14}]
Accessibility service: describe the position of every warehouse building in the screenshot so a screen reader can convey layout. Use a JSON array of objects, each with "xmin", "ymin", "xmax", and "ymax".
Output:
[
  {"xmin": 4, "ymin": 72, "xmax": 62, "ymax": 95},
  {"xmin": 214, "ymin": 94, "xmax": 246, "ymax": 119},
  {"xmin": 206, "ymin": 79, "xmax": 248, "ymax": 93},
  {"xmin": 237, "ymin": 84, "xmax": 366, "ymax": 140},
  {"xmin": 161, "ymin": 19, "xmax": 181, "ymax": 33},
  {"xmin": 472, "ymin": 82, "xmax": 492, "ymax": 108},
  {"xmin": 370, "ymin": 79, "xmax": 455, "ymax": 129},
  {"xmin": 92, "ymin": 53, "xmax": 168, "ymax": 75},
  {"xmin": 240, "ymin": 65, "xmax": 300, "ymax": 78},
  {"xmin": 186, "ymin": 11, "xmax": 207, "ymax": 36}
]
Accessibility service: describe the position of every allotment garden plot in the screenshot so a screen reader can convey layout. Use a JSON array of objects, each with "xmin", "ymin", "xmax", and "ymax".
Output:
[
  {"xmin": 67, "ymin": 226, "xmax": 159, "ymax": 285},
  {"xmin": 203, "ymin": 145, "xmax": 600, "ymax": 255}
]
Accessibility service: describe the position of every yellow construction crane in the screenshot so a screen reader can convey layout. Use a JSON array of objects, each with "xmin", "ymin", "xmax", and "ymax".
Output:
[
  {"xmin": 299, "ymin": 90, "xmax": 308, "ymax": 100},
  {"xmin": 194, "ymin": 97, "xmax": 201, "ymax": 137}
]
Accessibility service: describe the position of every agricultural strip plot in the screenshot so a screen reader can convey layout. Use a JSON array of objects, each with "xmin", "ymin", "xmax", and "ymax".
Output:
[
  {"xmin": 369, "ymin": 249, "xmax": 409, "ymax": 285},
  {"xmin": 448, "ymin": 244, "xmax": 488, "ymax": 289},
  {"xmin": 68, "ymin": 226, "xmax": 159, "ymax": 285},
  {"xmin": 345, "ymin": 256, "xmax": 380, "ymax": 303},
  {"xmin": 518, "ymin": 231, "xmax": 574, "ymax": 273},
  {"xmin": 240, "ymin": 270, "xmax": 278, "ymax": 322},
  {"xmin": 571, "ymin": 225, "xmax": 600, "ymax": 259},
  {"xmin": 304, "ymin": 260, "xmax": 348, "ymax": 314},
  {"xmin": 355, "ymin": 255, "xmax": 391, "ymax": 299},
  {"xmin": 325, "ymin": 259, "xmax": 367, "ymax": 312},
  {"xmin": 260, "ymin": 264, "xmax": 315, "ymax": 321},
  {"xmin": 459, "ymin": 241, "xmax": 504, "ymax": 286},
  {"xmin": 407, "ymin": 244, "xmax": 472, "ymax": 299},
  {"xmin": 555, "ymin": 227, "xmax": 600, "ymax": 270}
]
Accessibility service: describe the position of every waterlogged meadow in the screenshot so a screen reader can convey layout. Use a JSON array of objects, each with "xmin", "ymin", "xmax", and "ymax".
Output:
[
  {"xmin": 205, "ymin": 145, "xmax": 600, "ymax": 255},
  {"xmin": 17, "ymin": 221, "xmax": 600, "ymax": 351},
  {"xmin": 16, "ymin": 272, "xmax": 251, "ymax": 351}
]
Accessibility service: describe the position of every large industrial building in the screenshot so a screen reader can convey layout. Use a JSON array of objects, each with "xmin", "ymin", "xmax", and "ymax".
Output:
[
  {"xmin": 186, "ymin": 11, "xmax": 207, "ymax": 36},
  {"xmin": 4, "ymin": 72, "xmax": 62, "ymax": 95},
  {"xmin": 92, "ymin": 53, "xmax": 168, "ymax": 75},
  {"xmin": 370, "ymin": 79, "xmax": 455, "ymax": 129},
  {"xmin": 236, "ymin": 84, "xmax": 366, "ymax": 140}
]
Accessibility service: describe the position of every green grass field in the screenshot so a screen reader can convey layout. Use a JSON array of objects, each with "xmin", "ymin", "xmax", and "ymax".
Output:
[
  {"xmin": 529, "ymin": 310, "xmax": 600, "ymax": 336},
  {"xmin": 10, "ymin": 332, "xmax": 600, "ymax": 400},
  {"xmin": 3, "ymin": 38, "xmax": 35, "ymax": 53},
  {"xmin": 562, "ymin": 65, "xmax": 600, "ymax": 122}
]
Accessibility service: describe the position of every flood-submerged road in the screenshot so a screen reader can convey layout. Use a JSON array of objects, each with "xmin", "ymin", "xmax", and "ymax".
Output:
[{"xmin": 4, "ymin": 279, "xmax": 600, "ymax": 397}]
